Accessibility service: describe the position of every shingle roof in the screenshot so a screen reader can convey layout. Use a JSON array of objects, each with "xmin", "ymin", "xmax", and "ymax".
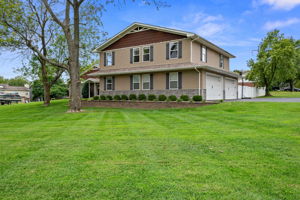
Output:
[{"xmin": 0, "ymin": 84, "xmax": 30, "ymax": 91}]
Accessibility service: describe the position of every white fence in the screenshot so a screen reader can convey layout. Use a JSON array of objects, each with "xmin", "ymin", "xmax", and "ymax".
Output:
[{"xmin": 238, "ymin": 85, "xmax": 265, "ymax": 99}]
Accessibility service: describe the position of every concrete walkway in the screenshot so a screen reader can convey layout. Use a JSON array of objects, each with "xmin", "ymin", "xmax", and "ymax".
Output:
[{"xmin": 235, "ymin": 98, "xmax": 300, "ymax": 102}]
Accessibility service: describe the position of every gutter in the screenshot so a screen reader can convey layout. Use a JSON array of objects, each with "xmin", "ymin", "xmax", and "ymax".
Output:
[{"xmin": 194, "ymin": 66, "xmax": 201, "ymax": 96}]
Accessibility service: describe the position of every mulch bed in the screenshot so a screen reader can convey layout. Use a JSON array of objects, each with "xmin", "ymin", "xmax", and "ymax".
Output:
[{"xmin": 81, "ymin": 100, "xmax": 217, "ymax": 109}]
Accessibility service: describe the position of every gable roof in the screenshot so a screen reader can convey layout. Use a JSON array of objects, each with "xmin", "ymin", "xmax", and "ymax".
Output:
[{"xmin": 93, "ymin": 22, "xmax": 235, "ymax": 58}]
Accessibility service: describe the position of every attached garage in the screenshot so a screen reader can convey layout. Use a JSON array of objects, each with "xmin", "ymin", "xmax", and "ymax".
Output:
[
  {"xmin": 206, "ymin": 74, "xmax": 223, "ymax": 100},
  {"xmin": 224, "ymin": 78, "xmax": 238, "ymax": 99}
]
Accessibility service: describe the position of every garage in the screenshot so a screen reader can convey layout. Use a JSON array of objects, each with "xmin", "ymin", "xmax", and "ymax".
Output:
[
  {"xmin": 206, "ymin": 74, "xmax": 223, "ymax": 100},
  {"xmin": 225, "ymin": 78, "xmax": 237, "ymax": 99}
]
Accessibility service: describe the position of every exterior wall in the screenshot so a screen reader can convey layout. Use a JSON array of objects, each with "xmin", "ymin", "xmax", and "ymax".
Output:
[
  {"xmin": 100, "ymin": 38, "xmax": 191, "ymax": 69},
  {"xmin": 0, "ymin": 90, "xmax": 30, "ymax": 103},
  {"xmin": 238, "ymin": 85, "xmax": 266, "ymax": 99}
]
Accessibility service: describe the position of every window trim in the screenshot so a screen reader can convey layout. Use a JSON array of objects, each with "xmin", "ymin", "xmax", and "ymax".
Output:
[
  {"xmin": 106, "ymin": 76, "xmax": 113, "ymax": 91},
  {"xmin": 142, "ymin": 46, "xmax": 150, "ymax": 62},
  {"xmin": 169, "ymin": 41, "xmax": 179, "ymax": 59},
  {"xmin": 132, "ymin": 74, "xmax": 140, "ymax": 90},
  {"xmin": 220, "ymin": 54, "xmax": 224, "ymax": 68},
  {"xmin": 105, "ymin": 51, "xmax": 113, "ymax": 66},
  {"xmin": 142, "ymin": 74, "xmax": 150, "ymax": 90},
  {"xmin": 201, "ymin": 45, "xmax": 207, "ymax": 63},
  {"xmin": 169, "ymin": 72, "xmax": 179, "ymax": 90},
  {"xmin": 132, "ymin": 47, "xmax": 140, "ymax": 63}
]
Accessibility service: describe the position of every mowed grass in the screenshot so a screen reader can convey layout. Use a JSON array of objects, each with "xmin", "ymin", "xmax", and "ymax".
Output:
[
  {"xmin": 0, "ymin": 100, "xmax": 299, "ymax": 200},
  {"xmin": 269, "ymin": 91, "xmax": 300, "ymax": 98}
]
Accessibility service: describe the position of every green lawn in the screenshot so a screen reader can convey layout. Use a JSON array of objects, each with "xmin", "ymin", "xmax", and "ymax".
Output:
[
  {"xmin": 0, "ymin": 101, "xmax": 299, "ymax": 200},
  {"xmin": 269, "ymin": 91, "xmax": 300, "ymax": 98}
]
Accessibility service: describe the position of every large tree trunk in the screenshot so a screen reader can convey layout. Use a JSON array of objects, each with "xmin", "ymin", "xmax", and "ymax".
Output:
[
  {"xmin": 40, "ymin": 59, "xmax": 51, "ymax": 106},
  {"xmin": 290, "ymin": 80, "xmax": 294, "ymax": 92},
  {"xmin": 69, "ymin": 62, "xmax": 81, "ymax": 112},
  {"xmin": 265, "ymin": 83, "xmax": 271, "ymax": 96}
]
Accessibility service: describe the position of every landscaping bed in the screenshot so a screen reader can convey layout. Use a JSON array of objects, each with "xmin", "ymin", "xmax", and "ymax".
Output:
[{"xmin": 81, "ymin": 100, "xmax": 215, "ymax": 109}]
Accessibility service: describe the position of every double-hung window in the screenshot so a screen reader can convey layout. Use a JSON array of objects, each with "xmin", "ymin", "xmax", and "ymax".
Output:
[
  {"xmin": 133, "ymin": 75, "xmax": 140, "ymax": 90},
  {"xmin": 220, "ymin": 54, "xmax": 224, "ymax": 68},
  {"xmin": 201, "ymin": 46, "xmax": 207, "ymax": 62},
  {"xmin": 133, "ymin": 48, "xmax": 140, "ymax": 63},
  {"xmin": 169, "ymin": 72, "xmax": 178, "ymax": 89},
  {"xmin": 169, "ymin": 42, "xmax": 178, "ymax": 59},
  {"xmin": 105, "ymin": 52, "xmax": 112, "ymax": 66},
  {"xmin": 106, "ymin": 77, "xmax": 113, "ymax": 90},
  {"xmin": 143, "ymin": 46, "xmax": 150, "ymax": 62},
  {"xmin": 142, "ymin": 74, "xmax": 150, "ymax": 90}
]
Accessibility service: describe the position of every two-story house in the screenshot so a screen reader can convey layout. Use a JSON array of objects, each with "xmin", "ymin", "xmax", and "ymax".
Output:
[{"xmin": 87, "ymin": 22, "xmax": 238, "ymax": 100}]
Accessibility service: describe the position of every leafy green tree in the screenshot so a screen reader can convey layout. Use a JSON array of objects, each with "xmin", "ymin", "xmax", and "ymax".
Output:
[
  {"xmin": 31, "ymin": 79, "xmax": 68, "ymax": 100},
  {"xmin": 247, "ymin": 30, "xmax": 298, "ymax": 96},
  {"xmin": 0, "ymin": 76, "xmax": 28, "ymax": 86}
]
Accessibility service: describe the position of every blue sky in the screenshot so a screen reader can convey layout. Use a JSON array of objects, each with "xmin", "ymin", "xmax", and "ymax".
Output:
[{"xmin": 1, "ymin": 0, "xmax": 300, "ymax": 78}]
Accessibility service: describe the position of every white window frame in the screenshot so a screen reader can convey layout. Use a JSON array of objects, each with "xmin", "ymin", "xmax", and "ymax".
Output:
[
  {"xmin": 132, "ymin": 74, "xmax": 140, "ymax": 90},
  {"xmin": 201, "ymin": 46, "xmax": 207, "ymax": 63},
  {"xmin": 142, "ymin": 46, "xmax": 150, "ymax": 62},
  {"xmin": 142, "ymin": 74, "xmax": 150, "ymax": 90},
  {"xmin": 133, "ymin": 47, "xmax": 140, "ymax": 63},
  {"xmin": 169, "ymin": 72, "xmax": 178, "ymax": 90},
  {"xmin": 105, "ymin": 51, "xmax": 113, "ymax": 66},
  {"xmin": 106, "ymin": 76, "xmax": 113, "ymax": 91},
  {"xmin": 220, "ymin": 54, "xmax": 224, "ymax": 68},
  {"xmin": 169, "ymin": 41, "xmax": 178, "ymax": 59}
]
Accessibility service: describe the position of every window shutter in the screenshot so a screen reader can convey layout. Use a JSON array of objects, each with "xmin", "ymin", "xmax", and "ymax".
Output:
[
  {"xmin": 200, "ymin": 45, "xmax": 203, "ymax": 62},
  {"xmin": 130, "ymin": 75, "xmax": 133, "ymax": 90},
  {"xmin": 104, "ymin": 77, "xmax": 106, "ymax": 90},
  {"xmin": 178, "ymin": 72, "xmax": 182, "ymax": 89},
  {"xmin": 178, "ymin": 41, "xmax": 182, "ymax": 58},
  {"xmin": 112, "ymin": 51, "xmax": 115, "ymax": 65},
  {"xmin": 103, "ymin": 53, "xmax": 107, "ymax": 66},
  {"xmin": 166, "ymin": 73, "xmax": 169, "ymax": 89},
  {"xmin": 150, "ymin": 45, "xmax": 154, "ymax": 62},
  {"xmin": 112, "ymin": 76, "xmax": 115, "ymax": 90},
  {"xmin": 150, "ymin": 74, "xmax": 153, "ymax": 90},
  {"xmin": 130, "ymin": 48, "xmax": 133, "ymax": 64},
  {"xmin": 205, "ymin": 47, "xmax": 207, "ymax": 63},
  {"xmin": 166, "ymin": 43, "xmax": 169, "ymax": 60}
]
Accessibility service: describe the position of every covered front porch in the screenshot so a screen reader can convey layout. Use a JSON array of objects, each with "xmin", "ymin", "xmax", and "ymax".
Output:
[{"xmin": 81, "ymin": 78, "xmax": 100, "ymax": 98}]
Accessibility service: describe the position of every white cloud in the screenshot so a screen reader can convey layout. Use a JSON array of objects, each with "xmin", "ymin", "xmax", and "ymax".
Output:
[
  {"xmin": 254, "ymin": 0, "xmax": 300, "ymax": 10},
  {"xmin": 196, "ymin": 23, "xmax": 226, "ymax": 37},
  {"xmin": 264, "ymin": 18, "xmax": 300, "ymax": 30}
]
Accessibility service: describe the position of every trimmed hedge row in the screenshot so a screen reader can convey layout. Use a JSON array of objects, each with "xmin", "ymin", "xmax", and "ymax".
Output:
[{"xmin": 92, "ymin": 94, "xmax": 203, "ymax": 102}]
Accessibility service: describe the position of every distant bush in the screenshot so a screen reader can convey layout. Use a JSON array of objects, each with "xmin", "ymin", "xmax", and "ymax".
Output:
[
  {"xmin": 93, "ymin": 96, "xmax": 99, "ymax": 100},
  {"xmin": 177, "ymin": 99, "xmax": 182, "ymax": 102},
  {"xmin": 148, "ymin": 94, "xmax": 156, "ymax": 101},
  {"xmin": 121, "ymin": 95, "xmax": 128, "ymax": 100},
  {"xmin": 180, "ymin": 95, "xmax": 189, "ymax": 101},
  {"xmin": 158, "ymin": 95, "xmax": 167, "ymax": 101},
  {"xmin": 113, "ymin": 95, "xmax": 121, "ymax": 100},
  {"xmin": 138, "ymin": 94, "xmax": 147, "ymax": 101},
  {"xmin": 192, "ymin": 95, "xmax": 202, "ymax": 102},
  {"xmin": 106, "ymin": 95, "xmax": 113, "ymax": 100},
  {"xmin": 100, "ymin": 95, "xmax": 106, "ymax": 100},
  {"xmin": 129, "ymin": 94, "xmax": 137, "ymax": 100},
  {"xmin": 168, "ymin": 95, "xmax": 177, "ymax": 101}
]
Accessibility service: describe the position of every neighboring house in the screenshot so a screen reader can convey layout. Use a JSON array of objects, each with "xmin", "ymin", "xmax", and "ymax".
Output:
[
  {"xmin": 238, "ymin": 74, "xmax": 265, "ymax": 98},
  {"xmin": 86, "ymin": 22, "xmax": 238, "ymax": 100},
  {"xmin": 0, "ymin": 84, "xmax": 30, "ymax": 104}
]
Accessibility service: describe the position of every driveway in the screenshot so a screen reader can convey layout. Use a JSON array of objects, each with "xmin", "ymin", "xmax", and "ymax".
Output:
[{"xmin": 235, "ymin": 98, "xmax": 300, "ymax": 102}]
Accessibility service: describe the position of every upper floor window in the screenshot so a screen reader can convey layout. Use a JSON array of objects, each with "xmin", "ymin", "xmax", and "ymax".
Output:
[
  {"xmin": 143, "ymin": 46, "xmax": 150, "ymax": 62},
  {"xmin": 105, "ymin": 52, "xmax": 112, "ymax": 66},
  {"xmin": 142, "ymin": 74, "xmax": 150, "ymax": 90},
  {"xmin": 133, "ymin": 75, "xmax": 140, "ymax": 90},
  {"xmin": 169, "ymin": 72, "xmax": 178, "ymax": 89},
  {"xmin": 133, "ymin": 48, "xmax": 140, "ymax": 63},
  {"xmin": 106, "ymin": 76, "xmax": 113, "ymax": 91},
  {"xmin": 220, "ymin": 54, "xmax": 224, "ymax": 68},
  {"xmin": 201, "ymin": 46, "xmax": 207, "ymax": 62},
  {"xmin": 169, "ymin": 42, "xmax": 178, "ymax": 59}
]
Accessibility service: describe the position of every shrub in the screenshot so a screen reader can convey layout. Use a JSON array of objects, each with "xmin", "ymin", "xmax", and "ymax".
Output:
[
  {"xmin": 192, "ymin": 95, "xmax": 202, "ymax": 101},
  {"xmin": 177, "ymin": 99, "xmax": 182, "ymax": 102},
  {"xmin": 148, "ymin": 94, "xmax": 156, "ymax": 101},
  {"xmin": 168, "ymin": 95, "xmax": 177, "ymax": 101},
  {"xmin": 180, "ymin": 95, "xmax": 189, "ymax": 101},
  {"xmin": 121, "ymin": 95, "xmax": 128, "ymax": 100},
  {"xmin": 100, "ymin": 95, "xmax": 106, "ymax": 100},
  {"xmin": 158, "ymin": 94, "xmax": 167, "ymax": 101},
  {"xmin": 129, "ymin": 94, "xmax": 137, "ymax": 100},
  {"xmin": 138, "ymin": 94, "xmax": 147, "ymax": 101},
  {"xmin": 106, "ymin": 95, "xmax": 113, "ymax": 100},
  {"xmin": 93, "ymin": 96, "xmax": 99, "ymax": 100},
  {"xmin": 113, "ymin": 95, "xmax": 121, "ymax": 100}
]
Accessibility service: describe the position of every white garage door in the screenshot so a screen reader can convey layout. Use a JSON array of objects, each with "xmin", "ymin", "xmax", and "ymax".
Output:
[
  {"xmin": 206, "ymin": 74, "xmax": 223, "ymax": 100},
  {"xmin": 225, "ymin": 78, "xmax": 237, "ymax": 99}
]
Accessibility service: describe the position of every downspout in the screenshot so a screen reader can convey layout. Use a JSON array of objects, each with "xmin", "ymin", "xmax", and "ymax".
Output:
[{"xmin": 194, "ymin": 66, "xmax": 201, "ymax": 96}]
